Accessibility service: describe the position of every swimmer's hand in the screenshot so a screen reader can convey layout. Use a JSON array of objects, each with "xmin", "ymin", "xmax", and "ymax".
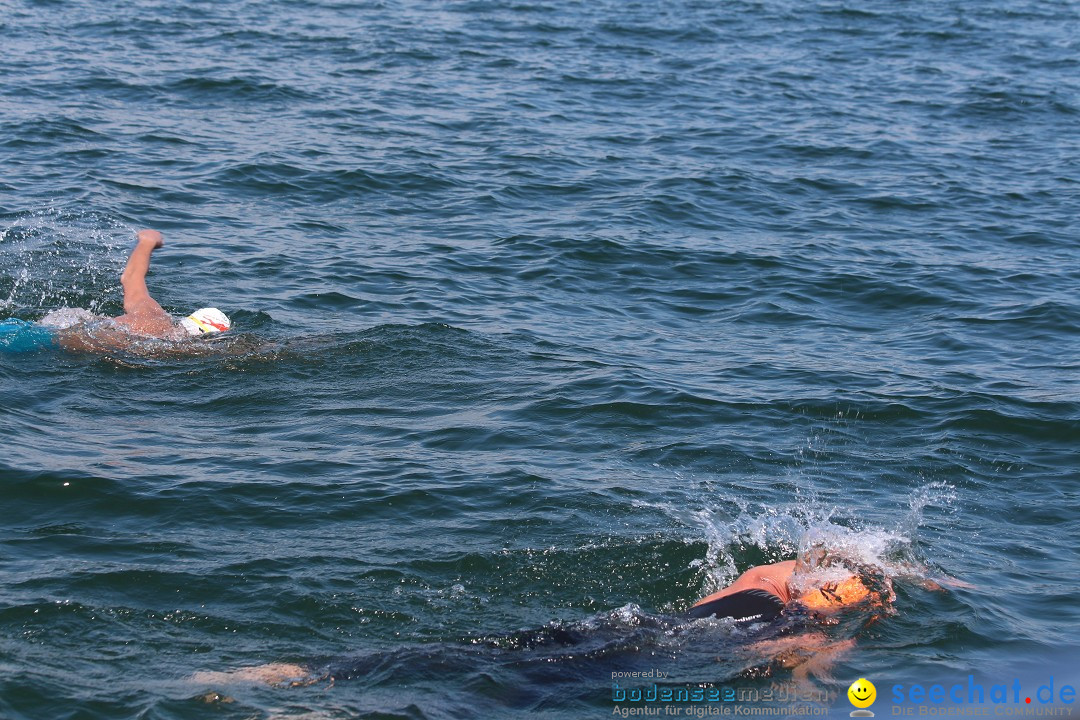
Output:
[
  {"xmin": 190, "ymin": 663, "xmax": 316, "ymax": 688},
  {"xmin": 892, "ymin": 562, "xmax": 975, "ymax": 592},
  {"xmin": 136, "ymin": 229, "xmax": 164, "ymax": 249},
  {"xmin": 921, "ymin": 576, "xmax": 976, "ymax": 592}
]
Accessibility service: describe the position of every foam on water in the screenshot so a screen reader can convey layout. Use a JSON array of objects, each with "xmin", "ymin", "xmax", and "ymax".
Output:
[
  {"xmin": 39, "ymin": 307, "xmax": 102, "ymax": 329},
  {"xmin": 681, "ymin": 478, "xmax": 960, "ymax": 604},
  {"xmin": 0, "ymin": 209, "xmax": 130, "ymax": 317}
]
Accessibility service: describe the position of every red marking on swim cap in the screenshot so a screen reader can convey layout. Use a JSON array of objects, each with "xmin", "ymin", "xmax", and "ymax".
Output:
[{"xmin": 1026, "ymin": 698, "xmax": 1031, "ymax": 704}]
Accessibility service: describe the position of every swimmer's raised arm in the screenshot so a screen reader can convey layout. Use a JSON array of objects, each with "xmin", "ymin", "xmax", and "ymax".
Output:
[
  {"xmin": 114, "ymin": 229, "xmax": 175, "ymax": 337},
  {"xmin": 121, "ymin": 230, "xmax": 163, "ymax": 311}
]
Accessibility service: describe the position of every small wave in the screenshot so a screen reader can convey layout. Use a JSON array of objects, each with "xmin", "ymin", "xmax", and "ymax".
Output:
[
  {"xmin": 0, "ymin": 117, "xmax": 105, "ymax": 147},
  {"xmin": 203, "ymin": 162, "xmax": 459, "ymax": 202},
  {"xmin": 953, "ymin": 83, "xmax": 1075, "ymax": 120},
  {"xmin": 955, "ymin": 299, "xmax": 1080, "ymax": 335},
  {"xmin": 163, "ymin": 75, "xmax": 317, "ymax": 103}
]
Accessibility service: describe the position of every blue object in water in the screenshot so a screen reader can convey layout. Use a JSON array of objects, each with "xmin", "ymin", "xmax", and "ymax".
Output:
[{"xmin": 0, "ymin": 318, "xmax": 57, "ymax": 352}]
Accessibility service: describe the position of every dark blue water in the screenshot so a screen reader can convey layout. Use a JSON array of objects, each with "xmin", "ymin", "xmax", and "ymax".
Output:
[{"xmin": 1, "ymin": 1, "xmax": 1078, "ymax": 718}]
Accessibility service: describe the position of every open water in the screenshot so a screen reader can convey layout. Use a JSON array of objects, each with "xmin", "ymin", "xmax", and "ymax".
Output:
[{"xmin": 1, "ymin": 0, "xmax": 1078, "ymax": 718}]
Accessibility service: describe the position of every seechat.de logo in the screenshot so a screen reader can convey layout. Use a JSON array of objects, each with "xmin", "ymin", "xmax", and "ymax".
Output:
[{"xmin": 849, "ymin": 678, "xmax": 877, "ymax": 717}]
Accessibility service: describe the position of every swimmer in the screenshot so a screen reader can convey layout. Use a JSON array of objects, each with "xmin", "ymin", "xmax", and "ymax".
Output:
[
  {"xmin": 684, "ymin": 551, "xmax": 899, "ymax": 685},
  {"xmin": 20, "ymin": 229, "xmax": 230, "ymax": 353},
  {"xmin": 191, "ymin": 559, "xmax": 893, "ymax": 691},
  {"xmin": 189, "ymin": 551, "xmax": 951, "ymax": 690},
  {"xmin": 688, "ymin": 551, "xmax": 892, "ymax": 623}
]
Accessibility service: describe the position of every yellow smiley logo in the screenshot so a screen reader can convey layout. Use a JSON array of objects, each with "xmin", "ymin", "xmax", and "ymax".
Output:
[{"xmin": 848, "ymin": 678, "xmax": 877, "ymax": 709}]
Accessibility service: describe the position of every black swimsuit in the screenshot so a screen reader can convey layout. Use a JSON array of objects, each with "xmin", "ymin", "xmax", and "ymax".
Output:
[{"xmin": 687, "ymin": 589, "xmax": 785, "ymax": 622}]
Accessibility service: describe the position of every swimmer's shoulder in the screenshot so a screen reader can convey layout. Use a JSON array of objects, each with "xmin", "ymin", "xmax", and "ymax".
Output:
[
  {"xmin": 748, "ymin": 561, "xmax": 796, "ymax": 603},
  {"xmin": 744, "ymin": 561, "xmax": 797, "ymax": 588}
]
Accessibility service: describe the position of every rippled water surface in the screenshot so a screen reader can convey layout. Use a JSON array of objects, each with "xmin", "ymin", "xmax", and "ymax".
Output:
[{"xmin": 1, "ymin": 0, "xmax": 1078, "ymax": 718}]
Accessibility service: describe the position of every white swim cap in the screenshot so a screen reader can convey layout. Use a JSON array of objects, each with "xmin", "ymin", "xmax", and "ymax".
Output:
[{"xmin": 180, "ymin": 307, "xmax": 231, "ymax": 336}]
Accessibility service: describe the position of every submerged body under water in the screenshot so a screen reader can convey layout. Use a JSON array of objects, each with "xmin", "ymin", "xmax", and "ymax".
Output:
[
  {"xmin": 2, "ymin": 0, "xmax": 1079, "ymax": 718},
  {"xmin": 1, "ymin": 310, "xmax": 212, "ymax": 356},
  {"xmin": 194, "ymin": 549, "xmax": 911, "ymax": 692},
  {"xmin": 198, "ymin": 548, "xmax": 985, "ymax": 720}
]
